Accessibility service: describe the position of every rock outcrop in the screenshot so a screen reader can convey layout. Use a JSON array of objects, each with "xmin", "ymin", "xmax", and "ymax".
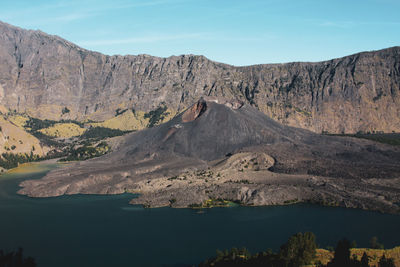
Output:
[
  {"xmin": 0, "ymin": 20, "xmax": 399, "ymax": 133},
  {"xmin": 182, "ymin": 98, "xmax": 207, "ymax": 122}
]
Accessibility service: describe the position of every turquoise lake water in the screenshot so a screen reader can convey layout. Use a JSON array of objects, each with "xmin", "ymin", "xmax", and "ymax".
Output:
[{"xmin": 1, "ymin": 163, "xmax": 400, "ymax": 267}]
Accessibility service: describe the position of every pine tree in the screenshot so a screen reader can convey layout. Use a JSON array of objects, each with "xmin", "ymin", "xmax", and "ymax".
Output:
[
  {"xmin": 378, "ymin": 254, "xmax": 396, "ymax": 267},
  {"xmin": 328, "ymin": 238, "xmax": 351, "ymax": 267},
  {"xmin": 279, "ymin": 232, "xmax": 317, "ymax": 266},
  {"xmin": 360, "ymin": 252, "xmax": 369, "ymax": 267}
]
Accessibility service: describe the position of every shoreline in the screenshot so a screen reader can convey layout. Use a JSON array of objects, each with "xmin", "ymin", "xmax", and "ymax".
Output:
[
  {"xmin": 0, "ymin": 158, "xmax": 64, "ymax": 175},
  {"xmin": 131, "ymin": 196, "xmax": 400, "ymax": 215},
  {"xmin": 9, "ymin": 159, "xmax": 400, "ymax": 214}
]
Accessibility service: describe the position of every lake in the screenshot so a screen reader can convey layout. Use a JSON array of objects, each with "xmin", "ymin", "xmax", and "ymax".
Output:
[{"xmin": 1, "ymin": 162, "xmax": 399, "ymax": 267}]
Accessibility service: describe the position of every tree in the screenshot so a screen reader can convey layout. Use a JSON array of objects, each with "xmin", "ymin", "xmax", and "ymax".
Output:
[
  {"xmin": 360, "ymin": 252, "xmax": 369, "ymax": 267},
  {"xmin": 62, "ymin": 106, "xmax": 70, "ymax": 114},
  {"xmin": 328, "ymin": 238, "xmax": 351, "ymax": 267},
  {"xmin": 144, "ymin": 104, "xmax": 169, "ymax": 127},
  {"xmin": 0, "ymin": 248, "xmax": 36, "ymax": 267},
  {"xmin": 215, "ymin": 249, "xmax": 224, "ymax": 261},
  {"xmin": 370, "ymin": 236, "xmax": 384, "ymax": 249},
  {"xmin": 279, "ymin": 232, "xmax": 317, "ymax": 266},
  {"xmin": 378, "ymin": 254, "xmax": 396, "ymax": 267}
]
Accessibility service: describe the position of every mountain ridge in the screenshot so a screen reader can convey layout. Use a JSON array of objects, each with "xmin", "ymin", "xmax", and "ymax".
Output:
[
  {"xmin": 1, "ymin": 20, "xmax": 397, "ymax": 66},
  {"xmin": 0, "ymin": 20, "xmax": 399, "ymax": 133}
]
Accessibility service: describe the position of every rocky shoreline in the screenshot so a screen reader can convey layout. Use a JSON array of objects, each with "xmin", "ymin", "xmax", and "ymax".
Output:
[
  {"xmin": 127, "ymin": 153, "xmax": 400, "ymax": 214},
  {"xmin": 17, "ymin": 152, "xmax": 400, "ymax": 214}
]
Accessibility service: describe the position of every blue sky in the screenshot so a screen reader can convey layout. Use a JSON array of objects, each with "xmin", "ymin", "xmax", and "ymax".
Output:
[{"xmin": 1, "ymin": 0, "xmax": 399, "ymax": 66}]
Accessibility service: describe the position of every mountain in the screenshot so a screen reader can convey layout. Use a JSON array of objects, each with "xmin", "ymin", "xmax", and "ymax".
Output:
[
  {"xmin": 18, "ymin": 97, "xmax": 400, "ymax": 213},
  {"xmin": 0, "ymin": 20, "xmax": 399, "ymax": 134}
]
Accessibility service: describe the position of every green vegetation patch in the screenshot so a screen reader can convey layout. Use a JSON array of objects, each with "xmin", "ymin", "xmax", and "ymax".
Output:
[
  {"xmin": 25, "ymin": 117, "xmax": 58, "ymax": 132},
  {"xmin": 144, "ymin": 103, "xmax": 169, "ymax": 128},
  {"xmin": 61, "ymin": 107, "xmax": 70, "ymax": 114},
  {"xmin": 189, "ymin": 198, "xmax": 239, "ymax": 209},
  {"xmin": 115, "ymin": 108, "xmax": 128, "ymax": 116},
  {"xmin": 294, "ymin": 106, "xmax": 311, "ymax": 117},
  {"xmin": 59, "ymin": 142, "xmax": 110, "ymax": 162},
  {"xmin": 327, "ymin": 133, "xmax": 400, "ymax": 146},
  {"xmin": 199, "ymin": 232, "xmax": 398, "ymax": 267},
  {"xmin": 0, "ymin": 112, "xmax": 131, "ymax": 168},
  {"xmin": 283, "ymin": 198, "xmax": 299, "ymax": 204},
  {"xmin": 0, "ymin": 152, "xmax": 41, "ymax": 169},
  {"xmin": 200, "ymin": 232, "xmax": 317, "ymax": 266},
  {"xmin": 80, "ymin": 127, "xmax": 131, "ymax": 140}
]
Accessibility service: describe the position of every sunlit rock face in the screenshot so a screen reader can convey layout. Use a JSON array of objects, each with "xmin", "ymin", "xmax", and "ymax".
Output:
[{"xmin": 0, "ymin": 21, "xmax": 399, "ymax": 133}]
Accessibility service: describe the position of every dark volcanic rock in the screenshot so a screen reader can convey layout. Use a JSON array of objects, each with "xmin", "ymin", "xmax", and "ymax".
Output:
[
  {"xmin": 18, "ymin": 98, "xmax": 400, "ymax": 202},
  {"xmin": 0, "ymin": 21, "xmax": 399, "ymax": 133},
  {"xmin": 116, "ymin": 98, "xmax": 400, "ymax": 178}
]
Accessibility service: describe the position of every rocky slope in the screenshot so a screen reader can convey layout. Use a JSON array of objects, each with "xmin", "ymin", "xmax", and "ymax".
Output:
[
  {"xmin": 0, "ymin": 20, "xmax": 399, "ymax": 134},
  {"xmin": 18, "ymin": 97, "xmax": 400, "ymax": 213}
]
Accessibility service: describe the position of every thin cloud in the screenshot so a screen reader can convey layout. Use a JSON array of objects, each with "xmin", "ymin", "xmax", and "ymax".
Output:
[
  {"xmin": 319, "ymin": 21, "xmax": 355, "ymax": 28},
  {"xmin": 109, "ymin": 0, "xmax": 182, "ymax": 9},
  {"xmin": 362, "ymin": 21, "xmax": 400, "ymax": 26},
  {"xmin": 53, "ymin": 13, "xmax": 92, "ymax": 22},
  {"xmin": 0, "ymin": 1, "xmax": 77, "ymax": 20},
  {"xmin": 77, "ymin": 32, "xmax": 276, "ymax": 47},
  {"xmin": 318, "ymin": 20, "xmax": 400, "ymax": 28},
  {"xmin": 0, "ymin": 0, "xmax": 183, "ymax": 25},
  {"xmin": 77, "ymin": 33, "xmax": 208, "ymax": 46},
  {"xmin": 3, "ymin": 12, "xmax": 94, "ymax": 26},
  {"xmin": 73, "ymin": 0, "xmax": 191, "ymax": 13}
]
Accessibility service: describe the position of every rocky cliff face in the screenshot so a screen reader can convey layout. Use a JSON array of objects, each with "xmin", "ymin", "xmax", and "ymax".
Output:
[{"xmin": 0, "ymin": 21, "xmax": 399, "ymax": 133}]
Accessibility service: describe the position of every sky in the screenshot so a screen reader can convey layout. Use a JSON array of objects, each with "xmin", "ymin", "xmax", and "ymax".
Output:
[{"xmin": 0, "ymin": 0, "xmax": 399, "ymax": 66}]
